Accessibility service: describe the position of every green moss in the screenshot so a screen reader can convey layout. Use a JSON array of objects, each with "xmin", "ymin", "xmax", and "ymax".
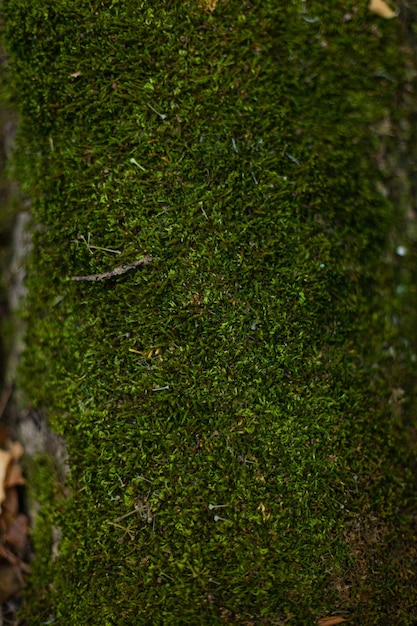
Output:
[
  {"xmin": 2, "ymin": 0, "xmax": 417, "ymax": 623},
  {"xmin": 18, "ymin": 453, "xmax": 62, "ymax": 624}
]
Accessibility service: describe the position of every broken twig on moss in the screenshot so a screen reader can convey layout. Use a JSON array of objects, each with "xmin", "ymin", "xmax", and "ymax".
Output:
[{"xmin": 71, "ymin": 255, "xmax": 152, "ymax": 282}]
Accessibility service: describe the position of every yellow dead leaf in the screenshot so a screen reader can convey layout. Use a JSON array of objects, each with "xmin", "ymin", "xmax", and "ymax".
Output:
[
  {"xmin": 368, "ymin": 0, "xmax": 398, "ymax": 18},
  {"xmin": 317, "ymin": 618, "xmax": 346, "ymax": 626}
]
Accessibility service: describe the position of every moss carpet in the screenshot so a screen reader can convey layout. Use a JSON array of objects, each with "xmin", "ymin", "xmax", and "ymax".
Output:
[{"xmin": 2, "ymin": 1, "xmax": 417, "ymax": 623}]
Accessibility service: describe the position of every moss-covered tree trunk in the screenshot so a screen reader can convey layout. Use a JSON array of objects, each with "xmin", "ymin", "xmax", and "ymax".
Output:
[{"xmin": 2, "ymin": 1, "xmax": 417, "ymax": 623}]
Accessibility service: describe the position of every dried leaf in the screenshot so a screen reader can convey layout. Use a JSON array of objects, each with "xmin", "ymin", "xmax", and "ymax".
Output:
[
  {"xmin": 317, "ymin": 618, "xmax": 347, "ymax": 626},
  {"xmin": 0, "ymin": 512, "xmax": 9, "ymax": 533},
  {"xmin": 7, "ymin": 440, "xmax": 24, "ymax": 461},
  {"xmin": 0, "ymin": 450, "xmax": 13, "ymax": 508},
  {"xmin": 1, "ymin": 487, "xmax": 19, "ymax": 517},
  {"xmin": 0, "ymin": 563, "xmax": 24, "ymax": 603},
  {"xmin": 5, "ymin": 460, "xmax": 25, "ymax": 489},
  {"xmin": 5, "ymin": 514, "xmax": 29, "ymax": 553},
  {"xmin": 0, "ymin": 424, "xmax": 10, "ymax": 447},
  {"xmin": 368, "ymin": 0, "xmax": 398, "ymax": 18}
]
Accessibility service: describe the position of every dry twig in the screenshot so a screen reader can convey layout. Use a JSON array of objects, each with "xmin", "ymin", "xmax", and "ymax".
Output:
[{"xmin": 71, "ymin": 255, "xmax": 152, "ymax": 282}]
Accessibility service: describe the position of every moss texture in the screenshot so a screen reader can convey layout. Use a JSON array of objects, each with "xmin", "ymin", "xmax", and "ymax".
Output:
[{"xmin": 2, "ymin": 0, "xmax": 417, "ymax": 623}]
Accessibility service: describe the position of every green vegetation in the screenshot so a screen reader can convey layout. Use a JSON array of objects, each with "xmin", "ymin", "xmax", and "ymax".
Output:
[{"xmin": 2, "ymin": 0, "xmax": 417, "ymax": 623}]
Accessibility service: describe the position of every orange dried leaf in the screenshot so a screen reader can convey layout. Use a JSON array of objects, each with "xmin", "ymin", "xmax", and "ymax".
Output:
[
  {"xmin": 0, "ymin": 450, "xmax": 13, "ymax": 508},
  {"xmin": 368, "ymin": 0, "xmax": 398, "ymax": 18},
  {"xmin": 318, "ymin": 618, "xmax": 347, "ymax": 626},
  {"xmin": 0, "ymin": 425, "xmax": 10, "ymax": 447},
  {"xmin": 0, "ymin": 512, "xmax": 9, "ymax": 533},
  {"xmin": 6, "ymin": 440, "xmax": 24, "ymax": 461},
  {"xmin": 2, "ymin": 487, "xmax": 19, "ymax": 517},
  {"xmin": 5, "ymin": 461, "xmax": 25, "ymax": 489}
]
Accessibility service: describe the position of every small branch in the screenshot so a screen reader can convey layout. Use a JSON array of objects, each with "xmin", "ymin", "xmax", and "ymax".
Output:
[
  {"xmin": 71, "ymin": 255, "xmax": 152, "ymax": 282},
  {"xmin": 87, "ymin": 244, "xmax": 121, "ymax": 255}
]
